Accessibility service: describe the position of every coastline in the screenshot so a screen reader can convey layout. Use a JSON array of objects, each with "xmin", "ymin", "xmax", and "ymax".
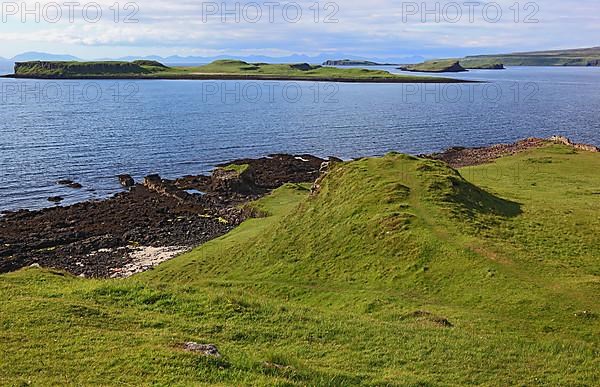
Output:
[
  {"xmin": 1, "ymin": 136, "xmax": 597, "ymax": 278},
  {"xmin": 1, "ymin": 73, "xmax": 476, "ymax": 83}
]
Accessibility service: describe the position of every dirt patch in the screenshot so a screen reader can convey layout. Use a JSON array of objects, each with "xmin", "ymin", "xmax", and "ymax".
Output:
[{"xmin": 403, "ymin": 310, "xmax": 454, "ymax": 328}]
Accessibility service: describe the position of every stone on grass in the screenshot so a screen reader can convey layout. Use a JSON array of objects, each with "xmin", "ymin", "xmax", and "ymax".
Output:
[{"xmin": 183, "ymin": 342, "xmax": 221, "ymax": 357}]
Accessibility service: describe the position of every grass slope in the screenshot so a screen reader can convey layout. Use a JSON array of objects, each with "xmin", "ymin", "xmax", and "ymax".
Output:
[{"xmin": 1, "ymin": 145, "xmax": 599, "ymax": 385}]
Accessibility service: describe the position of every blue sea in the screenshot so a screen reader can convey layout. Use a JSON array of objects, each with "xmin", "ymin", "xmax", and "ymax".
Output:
[{"xmin": 1, "ymin": 66, "xmax": 599, "ymax": 211}]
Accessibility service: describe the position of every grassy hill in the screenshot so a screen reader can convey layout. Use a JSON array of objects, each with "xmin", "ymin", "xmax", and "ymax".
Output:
[
  {"xmin": 462, "ymin": 46, "xmax": 600, "ymax": 66},
  {"xmin": 1, "ymin": 144, "xmax": 599, "ymax": 385},
  {"xmin": 9, "ymin": 59, "xmax": 464, "ymax": 83}
]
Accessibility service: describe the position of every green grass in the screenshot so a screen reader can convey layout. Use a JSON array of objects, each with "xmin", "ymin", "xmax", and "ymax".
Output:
[
  {"xmin": 1, "ymin": 145, "xmax": 599, "ymax": 385},
  {"xmin": 220, "ymin": 163, "xmax": 250, "ymax": 175},
  {"xmin": 11, "ymin": 59, "xmax": 463, "ymax": 83}
]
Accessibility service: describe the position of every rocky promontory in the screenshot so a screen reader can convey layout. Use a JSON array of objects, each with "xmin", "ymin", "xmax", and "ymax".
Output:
[{"xmin": 399, "ymin": 60, "xmax": 468, "ymax": 73}]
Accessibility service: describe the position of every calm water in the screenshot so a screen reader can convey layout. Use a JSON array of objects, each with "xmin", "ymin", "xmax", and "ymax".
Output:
[{"xmin": 1, "ymin": 66, "xmax": 599, "ymax": 211}]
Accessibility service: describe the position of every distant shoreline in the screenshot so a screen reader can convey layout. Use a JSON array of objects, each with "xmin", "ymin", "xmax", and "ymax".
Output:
[
  {"xmin": 2, "ymin": 73, "xmax": 475, "ymax": 83},
  {"xmin": 4, "ymin": 59, "xmax": 477, "ymax": 83}
]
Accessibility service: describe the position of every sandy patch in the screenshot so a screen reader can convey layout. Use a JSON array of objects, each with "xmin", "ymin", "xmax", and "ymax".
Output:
[{"xmin": 109, "ymin": 246, "xmax": 189, "ymax": 278}]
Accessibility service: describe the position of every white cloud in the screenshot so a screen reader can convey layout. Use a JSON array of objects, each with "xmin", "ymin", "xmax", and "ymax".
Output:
[{"xmin": 0, "ymin": 0, "xmax": 598, "ymax": 58}]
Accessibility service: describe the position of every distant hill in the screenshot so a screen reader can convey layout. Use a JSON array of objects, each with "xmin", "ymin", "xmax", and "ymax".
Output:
[
  {"xmin": 2, "ymin": 52, "xmax": 425, "ymax": 66},
  {"xmin": 323, "ymin": 60, "xmax": 384, "ymax": 66},
  {"xmin": 399, "ymin": 60, "xmax": 468, "ymax": 73},
  {"xmin": 463, "ymin": 46, "xmax": 600, "ymax": 66},
  {"xmin": 11, "ymin": 52, "xmax": 81, "ymax": 62},
  {"xmin": 118, "ymin": 54, "xmax": 424, "ymax": 65}
]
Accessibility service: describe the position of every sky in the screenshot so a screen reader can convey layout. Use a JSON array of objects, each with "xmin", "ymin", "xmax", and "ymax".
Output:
[{"xmin": 0, "ymin": 0, "xmax": 598, "ymax": 60}]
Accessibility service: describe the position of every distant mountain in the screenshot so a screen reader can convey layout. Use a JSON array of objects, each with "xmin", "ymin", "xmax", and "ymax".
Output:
[
  {"xmin": 323, "ymin": 60, "xmax": 384, "ymax": 66},
  {"xmin": 4, "ymin": 51, "xmax": 425, "ymax": 66},
  {"xmin": 111, "ymin": 54, "xmax": 425, "ymax": 65},
  {"xmin": 11, "ymin": 52, "xmax": 81, "ymax": 62},
  {"xmin": 463, "ymin": 46, "xmax": 600, "ymax": 66}
]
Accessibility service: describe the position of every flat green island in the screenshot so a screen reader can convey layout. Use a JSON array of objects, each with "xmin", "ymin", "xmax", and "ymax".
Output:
[
  {"xmin": 7, "ymin": 59, "xmax": 470, "ymax": 83},
  {"xmin": 2, "ymin": 143, "xmax": 599, "ymax": 385}
]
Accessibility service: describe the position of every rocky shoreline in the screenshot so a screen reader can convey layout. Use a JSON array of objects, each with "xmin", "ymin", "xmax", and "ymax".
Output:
[
  {"xmin": 1, "ymin": 136, "xmax": 597, "ymax": 278},
  {"xmin": 0, "ymin": 154, "xmax": 326, "ymax": 278},
  {"xmin": 425, "ymin": 136, "xmax": 598, "ymax": 168}
]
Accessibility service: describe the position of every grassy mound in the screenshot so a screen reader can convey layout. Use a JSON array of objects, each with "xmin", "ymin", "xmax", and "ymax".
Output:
[
  {"xmin": 150, "ymin": 154, "xmax": 523, "ymax": 286},
  {"xmin": 1, "ymin": 145, "xmax": 599, "ymax": 385}
]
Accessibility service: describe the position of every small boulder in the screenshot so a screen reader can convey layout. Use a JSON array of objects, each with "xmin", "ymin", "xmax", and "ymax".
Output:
[
  {"xmin": 183, "ymin": 342, "xmax": 221, "ymax": 357},
  {"xmin": 319, "ymin": 162, "xmax": 330, "ymax": 173},
  {"xmin": 118, "ymin": 174, "xmax": 135, "ymax": 188},
  {"xmin": 48, "ymin": 196, "xmax": 64, "ymax": 203},
  {"xmin": 57, "ymin": 179, "xmax": 82, "ymax": 189},
  {"xmin": 143, "ymin": 174, "xmax": 162, "ymax": 189}
]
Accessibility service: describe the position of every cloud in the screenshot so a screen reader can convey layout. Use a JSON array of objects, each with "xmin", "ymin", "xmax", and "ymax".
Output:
[{"xmin": 0, "ymin": 0, "xmax": 598, "ymax": 58}]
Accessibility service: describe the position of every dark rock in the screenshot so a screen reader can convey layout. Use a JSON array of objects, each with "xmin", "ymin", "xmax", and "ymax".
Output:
[
  {"xmin": 143, "ymin": 174, "xmax": 162, "ymax": 188},
  {"xmin": 210, "ymin": 167, "xmax": 256, "ymax": 194},
  {"xmin": 290, "ymin": 63, "xmax": 319, "ymax": 71},
  {"xmin": 118, "ymin": 174, "xmax": 135, "ymax": 188},
  {"xmin": 48, "ymin": 196, "xmax": 64, "ymax": 203},
  {"xmin": 143, "ymin": 174, "xmax": 190, "ymax": 203},
  {"xmin": 217, "ymin": 154, "xmax": 325, "ymax": 190},
  {"xmin": 57, "ymin": 179, "xmax": 82, "ymax": 189}
]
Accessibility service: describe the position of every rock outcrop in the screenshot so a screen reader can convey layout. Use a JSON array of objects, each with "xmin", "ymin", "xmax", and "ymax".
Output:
[
  {"xmin": 550, "ymin": 136, "xmax": 599, "ymax": 152},
  {"xmin": 210, "ymin": 167, "xmax": 256, "ymax": 194},
  {"xmin": 118, "ymin": 174, "xmax": 135, "ymax": 188}
]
